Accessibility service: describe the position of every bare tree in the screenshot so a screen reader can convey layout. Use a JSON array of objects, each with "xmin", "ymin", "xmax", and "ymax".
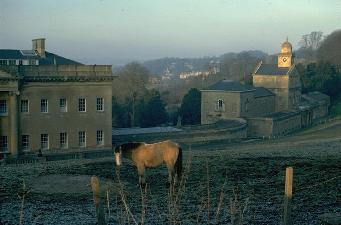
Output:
[
  {"xmin": 317, "ymin": 29, "xmax": 341, "ymax": 65},
  {"xmin": 299, "ymin": 31, "xmax": 323, "ymax": 50}
]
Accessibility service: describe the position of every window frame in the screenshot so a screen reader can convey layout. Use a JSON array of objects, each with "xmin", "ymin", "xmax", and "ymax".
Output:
[
  {"xmin": 0, "ymin": 136, "xmax": 8, "ymax": 152},
  {"xmin": 78, "ymin": 98, "xmax": 86, "ymax": 112},
  {"xmin": 21, "ymin": 135, "xmax": 29, "ymax": 151},
  {"xmin": 0, "ymin": 99, "xmax": 7, "ymax": 114},
  {"xmin": 96, "ymin": 97, "xmax": 104, "ymax": 111},
  {"xmin": 40, "ymin": 134, "xmax": 49, "ymax": 150},
  {"xmin": 40, "ymin": 99, "xmax": 48, "ymax": 113},
  {"xmin": 78, "ymin": 131, "xmax": 86, "ymax": 147},
  {"xmin": 96, "ymin": 130, "xmax": 104, "ymax": 146},
  {"xmin": 60, "ymin": 132, "xmax": 68, "ymax": 149},
  {"xmin": 21, "ymin": 99, "xmax": 29, "ymax": 113},
  {"xmin": 59, "ymin": 98, "xmax": 67, "ymax": 113},
  {"xmin": 215, "ymin": 99, "xmax": 225, "ymax": 112}
]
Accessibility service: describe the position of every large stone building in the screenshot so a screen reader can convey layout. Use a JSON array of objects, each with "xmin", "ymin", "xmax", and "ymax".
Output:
[
  {"xmin": 201, "ymin": 40, "xmax": 330, "ymax": 137},
  {"xmin": 0, "ymin": 38, "xmax": 114, "ymax": 158}
]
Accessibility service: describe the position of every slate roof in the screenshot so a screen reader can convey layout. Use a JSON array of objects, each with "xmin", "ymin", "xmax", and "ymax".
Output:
[
  {"xmin": 254, "ymin": 87, "xmax": 275, "ymax": 97},
  {"xmin": 254, "ymin": 64, "xmax": 291, "ymax": 75},
  {"xmin": 39, "ymin": 51, "xmax": 82, "ymax": 65},
  {"xmin": 202, "ymin": 80, "xmax": 275, "ymax": 97},
  {"xmin": 0, "ymin": 49, "xmax": 82, "ymax": 65},
  {"xmin": 0, "ymin": 49, "xmax": 39, "ymax": 59},
  {"xmin": 203, "ymin": 79, "xmax": 254, "ymax": 92},
  {"xmin": 301, "ymin": 91, "xmax": 330, "ymax": 107},
  {"xmin": 303, "ymin": 92, "xmax": 330, "ymax": 103}
]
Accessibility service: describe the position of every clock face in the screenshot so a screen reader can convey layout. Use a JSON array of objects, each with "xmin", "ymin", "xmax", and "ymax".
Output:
[{"xmin": 283, "ymin": 58, "xmax": 287, "ymax": 62}]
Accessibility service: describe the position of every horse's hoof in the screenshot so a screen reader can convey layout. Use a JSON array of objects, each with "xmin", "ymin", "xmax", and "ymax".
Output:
[{"xmin": 139, "ymin": 183, "xmax": 146, "ymax": 189}]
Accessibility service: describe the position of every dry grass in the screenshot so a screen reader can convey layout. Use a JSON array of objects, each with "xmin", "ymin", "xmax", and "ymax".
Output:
[
  {"xmin": 0, "ymin": 127, "xmax": 340, "ymax": 224},
  {"xmin": 107, "ymin": 154, "xmax": 251, "ymax": 225}
]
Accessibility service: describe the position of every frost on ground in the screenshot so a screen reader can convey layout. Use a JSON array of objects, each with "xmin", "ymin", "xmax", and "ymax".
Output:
[{"xmin": 0, "ymin": 124, "xmax": 340, "ymax": 225}]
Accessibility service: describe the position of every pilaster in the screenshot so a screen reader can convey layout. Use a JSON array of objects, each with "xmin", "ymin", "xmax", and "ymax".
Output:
[{"xmin": 9, "ymin": 91, "xmax": 19, "ymax": 157}]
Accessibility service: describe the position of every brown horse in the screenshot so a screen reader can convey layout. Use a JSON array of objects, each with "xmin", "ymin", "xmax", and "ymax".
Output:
[{"xmin": 114, "ymin": 140, "xmax": 182, "ymax": 186}]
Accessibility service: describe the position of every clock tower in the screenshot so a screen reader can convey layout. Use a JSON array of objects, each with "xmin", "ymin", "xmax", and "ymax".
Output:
[{"xmin": 278, "ymin": 38, "xmax": 293, "ymax": 67}]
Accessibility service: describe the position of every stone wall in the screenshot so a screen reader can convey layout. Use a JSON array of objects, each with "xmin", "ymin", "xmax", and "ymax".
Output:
[
  {"xmin": 249, "ymin": 95, "xmax": 276, "ymax": 117},
  {"xmin": 201, "ymin": 91, "xmax": 243, "ymax": 124},
  {"xmin": 113, "ymin": 120, "xmax": 247, "ymax": 145},
  {"xmin": 247, "ymin": 111, "xmax": 301, "ymax": 137},
  {"xmin": 19, "ymin": 80, "xmax": 113, "ymax": 152}
]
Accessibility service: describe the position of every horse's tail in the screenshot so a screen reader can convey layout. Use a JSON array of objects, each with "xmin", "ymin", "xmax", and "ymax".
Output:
[{"xmin": 175, "ymin": 146, "xmax": 182, "ymax": 178}]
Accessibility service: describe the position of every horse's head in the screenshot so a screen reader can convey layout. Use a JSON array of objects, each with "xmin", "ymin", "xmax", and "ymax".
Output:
[{"xmin": 113, "ymin": 145, "xmax": 122, "ymax": 167}]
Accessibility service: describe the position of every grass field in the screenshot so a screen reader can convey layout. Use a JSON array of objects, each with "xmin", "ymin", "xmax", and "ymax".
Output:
[{"xmin": 1, "ymin": 122, "xmax": 340, "ymax": 224}]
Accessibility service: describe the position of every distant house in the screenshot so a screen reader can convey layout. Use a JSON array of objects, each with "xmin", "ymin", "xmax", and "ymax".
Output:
[
  {"xmin": 201, "ymin": 40, "xmax": 330, "ymax": 137},
  {"xmin": 0, "ymin": 38, "xmax": 115, "ymax": 158}
]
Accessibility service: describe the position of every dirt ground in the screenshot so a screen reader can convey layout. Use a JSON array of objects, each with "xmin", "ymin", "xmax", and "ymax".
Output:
[{"xmin": 0, "ymin": 121, "xmax": 340, "ymax": 225}]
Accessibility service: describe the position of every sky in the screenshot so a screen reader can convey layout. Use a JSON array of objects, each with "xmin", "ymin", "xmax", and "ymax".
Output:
[{"xmin": 0, "ymin": 0, "xmax": 340, "ymax": 66}]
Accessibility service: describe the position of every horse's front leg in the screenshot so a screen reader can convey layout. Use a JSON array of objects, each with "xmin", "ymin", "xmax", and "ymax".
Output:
[{"xmin": 137, "ymin": 164, "xmax": 146, "ymax": 187}]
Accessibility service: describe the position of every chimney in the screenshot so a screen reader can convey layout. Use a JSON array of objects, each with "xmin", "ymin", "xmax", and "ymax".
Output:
[{"xmin": 32, "ymin": 38, "xmax": 46, "ymax": 58}]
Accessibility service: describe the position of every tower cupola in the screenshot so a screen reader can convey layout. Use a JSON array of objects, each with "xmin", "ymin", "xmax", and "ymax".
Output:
[{"xmin": 278, "ymin": 38, "xmax": 293, "ymax": 67}]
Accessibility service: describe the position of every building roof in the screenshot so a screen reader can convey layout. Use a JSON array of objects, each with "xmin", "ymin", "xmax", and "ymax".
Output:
[
  {"xmin": 254, "ymin": 63, "xmax": 291, "ymax": 75},
  {"xmin": 39, "ymin": 51, "xmax": 82, "ymax": 65},
  {"xmin": 202, "ymin": 79, "xmax": 254, "ymax": 92},
  {"xmin": 301, "ymin": 91, "xmax": 330, "ymax": 107},
  {"xmin": 202, "ymin": 80, "xmax": 275, "ymax": 97},
  {"xmin": 303, "ymin": 91, "xmax": 330, "ymax": 102},
  {"xmin": 0, "ymin": 49, "xmax": 82, "ymax": 65},
  {"xmin": 0, "ymin": 49, "xmax": 39, "ymax": 60},
  {"xmin": 254, "ymin": 87, "xmax": 275, "ymax": 98}
]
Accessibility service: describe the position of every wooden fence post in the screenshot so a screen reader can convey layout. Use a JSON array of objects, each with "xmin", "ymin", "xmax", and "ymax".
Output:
[
  {"xmin": 283, "ymin": 167, "xmax": 293, "ymax": 225},
  {"xmin": 91, "ymin": 176, "xmax": 106, "ymax": 225}
]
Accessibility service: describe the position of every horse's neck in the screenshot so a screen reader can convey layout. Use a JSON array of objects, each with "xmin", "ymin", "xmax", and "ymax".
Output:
[{"xmin": 122, "ymin": 148, "xmax": 133, "ymax": 160}]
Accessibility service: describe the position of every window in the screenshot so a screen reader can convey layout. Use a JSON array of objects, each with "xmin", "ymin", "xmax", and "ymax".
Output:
[
  {"xmin": 41, "ymin": 99, "xmax": 48, "ymax": 113},
  {"xmin": 0, "ymin": 100, "xmax": 7, "ymax": 113},
  {"xmin": 215, "ymin": 99, "xmax": 225, "ymax": 111},
  {"xmin": 41, "ymin": 134, "xmax": 49, "ymax": 150},
  {"xmin": 244, "ymin": 99, "xmax": 250, "ymax": 112},
  {"xmin": 21, "ymin": 100, "xmax": 29, "ymax": 113},
  {"xmin": 22, "ymin": 135, "xmax": 29, "ymax": 151},
  {"xmin": 0, "ymin": 136, "xmax": 8, "ymax": 152},
  {"xmin": 59, "ymin": 98, "xmax": 67, "ymax": 112},
  {"xmin": 79, "ymin": 131, "xmax": 86, "ymax": 147},
  {"xmin": 96, "ymin": 97, "xmax": 104, "ymax": 111},
  {"xmin": 96, "ymin": 130, "xmax": 104, "ymax": 146},
  {"xmin": 60, "ymin": 132, "xmax": 68, "ymax": 149},
  {"xmin": 9, "ymin": 60, "xmax": 16, "ymax": 65},
  {"xmin": 78, "ymin": 98, "xmax": 86, "ymax": 112},
  {"xmin": 0, "ymin": 60, "xmax": 7, "ymax": 66}
]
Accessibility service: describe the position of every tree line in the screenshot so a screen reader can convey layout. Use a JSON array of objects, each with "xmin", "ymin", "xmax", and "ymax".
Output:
[
  {"xmin": 296, "ymin": 30, "xmax": 341, "ymax": 108},
  {"xmin": 111, "ymin": 63, "xmax": 201, "ymax": 128}
]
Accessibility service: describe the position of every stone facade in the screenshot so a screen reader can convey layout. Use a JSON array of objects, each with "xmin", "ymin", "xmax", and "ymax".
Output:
[
  {"xmin": 201, "ymin": 80, "xmax": 275, "ymax": 124},
  {"xmin": 253, "ymin": 40, "xmax": 301, "ymax": 112},
  {"xmin": 247, "ymin": 111, "xmax": 301, "ymax": 137},
  {"xmin": 0, "ymin": 39, "xmax": 114, "ymax": 158}
]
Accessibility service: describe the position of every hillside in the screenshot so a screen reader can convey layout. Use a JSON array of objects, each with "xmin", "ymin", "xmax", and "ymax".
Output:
[{"xmin": 141, "ymin": 50, "xmax": 268, "ymax": 76}]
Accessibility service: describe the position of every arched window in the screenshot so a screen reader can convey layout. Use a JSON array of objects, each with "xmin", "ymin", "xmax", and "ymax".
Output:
[{"xmin": 215, "ymin": 99, "xmax": 225, "ymax": 111}]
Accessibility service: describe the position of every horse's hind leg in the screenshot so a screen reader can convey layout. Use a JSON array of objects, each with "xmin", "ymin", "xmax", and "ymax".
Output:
[
  {"xmin": 137, "ymin": 164, "xmax": 146, "ymax": 187},
  {"xmin": 166, "ymin": 162, "xmax": 175, "ymax": 185}
]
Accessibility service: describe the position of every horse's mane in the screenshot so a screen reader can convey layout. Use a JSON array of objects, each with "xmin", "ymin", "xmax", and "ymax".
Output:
[{"xmin": 120, "ymin": 142, "xmax": 145, "ymax": 152}]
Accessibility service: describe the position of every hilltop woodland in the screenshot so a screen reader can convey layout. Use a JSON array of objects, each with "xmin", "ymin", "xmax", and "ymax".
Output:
[{"xmin": 112, "ymin": 30, "xmax": 341, "ymax": 128}]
